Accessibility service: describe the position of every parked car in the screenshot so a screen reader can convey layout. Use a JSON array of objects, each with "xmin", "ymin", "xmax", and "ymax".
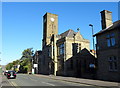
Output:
[
  {"xmin": 4, "ymin": 70, "xmax": 8, "ymax": 76},
  {"xmin": 6, "ymin": 71, "xmax": 16, "ymax": 79}
]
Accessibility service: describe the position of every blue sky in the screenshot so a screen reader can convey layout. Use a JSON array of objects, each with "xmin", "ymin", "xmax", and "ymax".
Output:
[{"xmin": 2, "ymin": 2, "xmax": 118, "ymax": 65}]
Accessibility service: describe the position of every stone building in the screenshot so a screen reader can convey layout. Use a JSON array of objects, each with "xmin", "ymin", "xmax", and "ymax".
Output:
[
  {"xmin": 56, "ymin": 29, "xmax": 90, "ymax": 76},
  {"xmin": 65, "ymin": 48, "xmax": 96, "ymax": 78},
  {"xmin": 40, "ymin": 12, "xmax": 96, "ymax": 77},
  {"xmin": 41, "ymin": 13, "xmax": 58, "ymax": 75},
  {"xmin": 32, "ymin": 50, "xmax": 42, "ymax": 74},
  {"xmin": 94, "ymin": 10, "xmax": 120, "ymax": 82}
]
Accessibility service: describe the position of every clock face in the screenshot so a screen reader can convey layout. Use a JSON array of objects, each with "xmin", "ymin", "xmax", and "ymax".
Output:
[{"xmin": 50, "ymin": 18, "xmax": 55, "ymax": 22}]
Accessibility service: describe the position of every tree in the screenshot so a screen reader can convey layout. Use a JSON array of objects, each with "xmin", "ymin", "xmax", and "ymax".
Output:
[
  {"xmin": 12, "ymin": 60, "xmax": 19, "ymax": 65},
  {"xmin": 20, "ymin": 48, "xmax": 34, "ymax": 73},
  {"xmin": 21, "ymin": 48, "xmax": 33, "ymax": 60},
  {"xmin": 5, "ymin": 48, "xmax": 34, "ymax": 73},
  {"xmin": 6, "ymin": 63, "xmax": 13, "ymax": 70},
  {"xmin": 6, "ymin": 60, "xmax": 20, "ymax": 71}
]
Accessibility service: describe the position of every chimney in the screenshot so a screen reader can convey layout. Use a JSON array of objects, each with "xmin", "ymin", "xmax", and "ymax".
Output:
[{"xmin": 100, "ymin": 10, "xmax": 113, "ymax": 30}]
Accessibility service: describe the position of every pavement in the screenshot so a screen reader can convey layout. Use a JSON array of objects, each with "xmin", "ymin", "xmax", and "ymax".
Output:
[{"xmin": 34, "ymin": 74, "xmax": 120, "ymax": 87}]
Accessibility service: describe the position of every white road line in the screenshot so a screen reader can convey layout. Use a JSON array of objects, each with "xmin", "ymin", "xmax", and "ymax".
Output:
[
  {"xmin": 28, "ymin": 76, "xmax": 37, "ymax": 82},
  {"xmin": 8, "ymin": 80, "xmax": 21, "ymax": 88},
  {"xmin": 42, "ymin": 82, "xmax": 55, "ymax": 86},
  {"xmin": 30, "ymin": 78, "xmax": 37, "ymax": 81},
  {"xmin": 19, "ymin": 76, "xmax": 29, "ymax": 80},
  {"xmin": 7, "ymin": 79, "xmax": 14, "ymax": 86},
  {"xmin": 11, "ymin": 82, "xmax": 18, "ymax": 86}
]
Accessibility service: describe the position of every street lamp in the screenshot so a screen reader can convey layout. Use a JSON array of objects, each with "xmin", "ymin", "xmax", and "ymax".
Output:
[{"xmin": 89, "ymin": 24, "xmax": 95, "ymax": 56}]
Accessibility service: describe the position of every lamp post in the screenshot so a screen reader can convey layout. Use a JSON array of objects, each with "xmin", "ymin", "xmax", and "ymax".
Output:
[
  {"xmin": 89, "ymin": 24, "xmax": 96, "ymax": 79},
  {"xmin": 89, "ymin": 24, "xmax": 95, "ymax": 56}
]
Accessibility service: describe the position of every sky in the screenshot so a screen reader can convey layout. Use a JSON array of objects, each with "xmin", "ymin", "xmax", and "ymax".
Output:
[{"xmin": 1, "ymin": 2, "xmax": 118, "ymax": 65}]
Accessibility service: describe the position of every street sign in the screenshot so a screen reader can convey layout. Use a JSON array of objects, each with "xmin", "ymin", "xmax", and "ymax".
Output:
[{"xmin": 34, "ymin": 64, "xmax": 38, "ymax": 68}]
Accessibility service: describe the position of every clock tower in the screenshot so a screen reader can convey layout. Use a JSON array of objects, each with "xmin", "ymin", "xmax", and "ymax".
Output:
[{"xmin": 43, "ymin": 12, "xmax": 58, "ymax": 46}]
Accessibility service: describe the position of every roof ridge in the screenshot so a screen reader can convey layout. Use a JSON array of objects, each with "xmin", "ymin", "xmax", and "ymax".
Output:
[
  {"xmin": 113, "ymin": 20, "xmax": 120, "ymax": 25},
  {"xmin": 59, "ymin": 29, "xmax": 77, "ymax": 38},
  {"xmin": 60, "ymin": 29, "xmax": 69, "ymax": 35},
  {"xmin": 60, "ymin": 29, "xmax": 73, "ymax": 35},
  {"xmin": 67, "ymin": 29, "xmax": 72, "ymax": 36},
  {"xmin": 94, "ymin": 20, "xmax": 120, "ymax": 36}
]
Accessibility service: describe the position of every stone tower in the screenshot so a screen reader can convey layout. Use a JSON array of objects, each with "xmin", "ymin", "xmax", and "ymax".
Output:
[
  {"xmin": 42, "ymin": 12, "xmax": 58, "ymax": 47},
  {"xmin": 42, "ymin": 12, "xmax": 58, "ymax": 75},
  {"xmin": 100, "ymin": 10, "xmax": 113, "ymax": 30}
]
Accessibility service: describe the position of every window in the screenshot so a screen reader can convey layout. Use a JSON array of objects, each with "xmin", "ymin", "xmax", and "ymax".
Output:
[
  {"xmin": 107, "ymin": 39, "xmax": 111, "ymax": 47},
  {"xmin": 48, "ymin": 49, "xmax": 51, "ymax": 57},
  {"xmin": 106, "ymin": 33, "xmax": 115, "ymax": 47},
  {"xmin": 111, "ymin": 38, "xmax": 115, "ymax": 46},
  {"xmin": 59, "ymin": 43, "xmax": 64, "ymax": 55},
  {"xmin": 108, "ymin": 56, "xmax": 117, "ymax": 71},
  {"xmin": 78, "ymin": 43, "xmax": 81, "ymax": 52},
  {"xmin": 72, "ymin": 43, "xmax": 78, "ymax": 55}
]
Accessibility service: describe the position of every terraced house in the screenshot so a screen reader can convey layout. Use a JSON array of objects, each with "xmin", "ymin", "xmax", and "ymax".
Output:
[{"xmin": 94, "ymin": 10, "xmax": 120, "ymax": 82}]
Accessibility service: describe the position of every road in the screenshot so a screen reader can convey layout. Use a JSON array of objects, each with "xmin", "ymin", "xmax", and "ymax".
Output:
[{"xmin": 1, "ymin": 74, "xmax": 104, "ymax": 88}]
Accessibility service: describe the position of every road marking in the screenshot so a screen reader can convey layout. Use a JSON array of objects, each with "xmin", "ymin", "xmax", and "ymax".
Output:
[
  {"xmin": 28, "ymin": 76, "xmax": 37, "ymax": 82},
  {"xmin": 7, "ymin": 79, "xmax": 14, "ymax": 86},
  {"xmin": 30, "ymin": 78, "xmax": 37, "ymax": 81},
  {"xmin": 34, "ymin": 75, "xmax": 92, "ymax": 86},
  {"xmin": 42, "ymin": 82, "xmax": 55, "ymax": 86},
  {"xmin": 19, "ymin": 76, "xmax": 29, "ymax": 80},
  {"xmin": 8, "ymin": 79, "xmax": 21, "ymax": 88},
  {"xmin": 19, "ymin": 75, "xmax": 37, "ymax": 81},
  {"xmin": 11, "ymin": 82, "xmax": 18, "ymax": 86}
]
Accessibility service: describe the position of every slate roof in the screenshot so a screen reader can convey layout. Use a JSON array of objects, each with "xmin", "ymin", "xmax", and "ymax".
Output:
[
  {"xmin": 94, "ymin": 20, "xmax": 120, "ymax": 36},
  {"xmin": 60, "ymin": 29, "xmax": 77, "ymax": 38},
  {"xmin": 70, "ymin": 48, "xmax": 95, "ymax": 59}
]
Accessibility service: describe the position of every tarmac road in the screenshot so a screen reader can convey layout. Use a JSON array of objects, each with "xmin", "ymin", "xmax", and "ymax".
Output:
[{"xmin": 2, "ymin": 74, "xmax": 102, "ymax": 88}]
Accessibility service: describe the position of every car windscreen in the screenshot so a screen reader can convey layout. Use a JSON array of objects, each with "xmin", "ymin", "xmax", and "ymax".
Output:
[{"xmin": 8, "ymin": 71, "xmax": 15, "ymax": 74}]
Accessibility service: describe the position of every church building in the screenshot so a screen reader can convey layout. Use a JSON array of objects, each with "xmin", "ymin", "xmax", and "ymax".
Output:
[{"xmin": 39, "ymin": 12, "xmax": 96, "ymax": 77}]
